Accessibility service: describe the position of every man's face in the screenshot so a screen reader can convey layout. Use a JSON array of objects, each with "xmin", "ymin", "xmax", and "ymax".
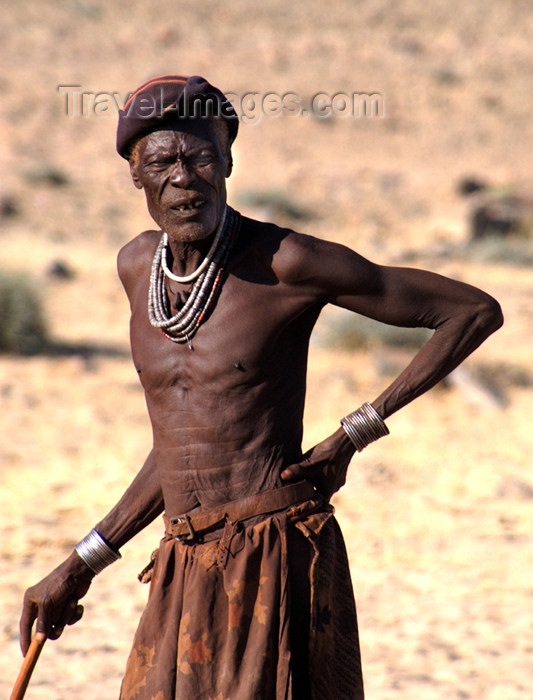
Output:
[{"xmin": 130, "ymin": 121, "xmax": 231, "ymax": 244}]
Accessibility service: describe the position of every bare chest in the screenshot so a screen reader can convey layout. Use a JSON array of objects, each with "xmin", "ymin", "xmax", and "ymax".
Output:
[{"xmin": 130, "ymin": 272, "xmax": 319, "ymax": 398}]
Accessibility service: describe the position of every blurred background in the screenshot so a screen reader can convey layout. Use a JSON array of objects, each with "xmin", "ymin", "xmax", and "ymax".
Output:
[{"xmin": 1, "ymin": 1, "xmax": 532, "ymax": 698}]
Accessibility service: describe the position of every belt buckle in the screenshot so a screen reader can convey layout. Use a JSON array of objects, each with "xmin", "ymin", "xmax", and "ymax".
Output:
[{"xmin": 172, "ymin": 514, "xmax": 196, "ymax": 542}]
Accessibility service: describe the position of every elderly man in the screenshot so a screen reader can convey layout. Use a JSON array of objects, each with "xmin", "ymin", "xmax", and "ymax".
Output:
[{"xmin": 19, "ymin": 75, "xmax": 503, "ymax": 700}]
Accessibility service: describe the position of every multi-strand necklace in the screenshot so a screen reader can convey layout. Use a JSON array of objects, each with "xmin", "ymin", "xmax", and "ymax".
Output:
[{"xmin": 148, "ymin": 206, "xmax": 241, "ymax": 348}]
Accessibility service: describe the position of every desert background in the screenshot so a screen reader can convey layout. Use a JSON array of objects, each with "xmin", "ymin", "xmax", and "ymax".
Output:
[{"xmin": 1, "ymin": 1, "xmax": 532, "ymax": 698}]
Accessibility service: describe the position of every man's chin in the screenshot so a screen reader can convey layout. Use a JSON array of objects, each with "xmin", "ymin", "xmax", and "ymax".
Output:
[{"xmin": 165, "ymin": 216, "xmax": 219, "ymax": 244}]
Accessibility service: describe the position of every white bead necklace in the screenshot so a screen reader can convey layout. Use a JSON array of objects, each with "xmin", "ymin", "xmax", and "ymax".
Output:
[
  {"xmin": 160, "ymin": 207, "xmax": 227, "ymax": 283},
  {"xmin": 148, "ymin": 206, "xmax": 241, "ymax": 347}
]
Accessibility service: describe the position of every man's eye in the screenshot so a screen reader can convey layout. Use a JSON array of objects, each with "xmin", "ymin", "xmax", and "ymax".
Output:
[
  {"xmin": 146, "ymin": 158, "xmax": 173, "ymax": 169},
  {"xmin": 144, "ymin": 153, "xmax": 216, "ymax": 170},
  {"xmin": 193, "ymin": 154, "xmax": 215, "ymax": 166}
]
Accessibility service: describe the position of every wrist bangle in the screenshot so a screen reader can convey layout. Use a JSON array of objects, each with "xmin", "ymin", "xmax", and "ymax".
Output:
[
  {"xmin": 341, "ymin": 402, "xmax": 389, "ymax": 452},
  {"xmin": 75, "ymin": 529, "xmax": 121, "ymax": 574}
]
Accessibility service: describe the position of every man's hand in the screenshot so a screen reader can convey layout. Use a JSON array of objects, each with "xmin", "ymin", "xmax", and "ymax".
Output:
[
  {"xmin": 18, "ymin": 451, "xmax": 164, "ymax": 657},
  {"xmin": 19, "ymin": 551, "xmax": 95, "ymax": 656},
  {"xmin": 281, "ymin": 427, "xmax": 356, "ymax": 501}
]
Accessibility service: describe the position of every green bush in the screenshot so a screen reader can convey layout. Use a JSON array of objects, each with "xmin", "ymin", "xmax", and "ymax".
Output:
[{"xmin": 0, "ymin": 271, "xmax": 48, "ymax": 354}]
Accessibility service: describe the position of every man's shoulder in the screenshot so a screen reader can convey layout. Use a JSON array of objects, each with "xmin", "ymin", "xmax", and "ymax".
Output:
[
  {"xmin": 118, "ymin": 229, "xmax": 161, "ymax": 265},
  {"xmin": 117, "ymin": 230, "xmax": 161, "ymax": 289},
  {"xmin": 240, "ymin": 214, "xmax": 327, "ymax": 285}
]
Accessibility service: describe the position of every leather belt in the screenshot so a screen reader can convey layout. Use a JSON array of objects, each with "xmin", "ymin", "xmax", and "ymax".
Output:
[{"xmin": 164, "ymin": 480, "xmax": 316, "ymax": 542}]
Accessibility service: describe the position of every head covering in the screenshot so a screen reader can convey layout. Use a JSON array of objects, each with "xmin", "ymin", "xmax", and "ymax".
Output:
[{"xmin": 116, "ymin": 75, "xmax": 239, "ymax": 159}]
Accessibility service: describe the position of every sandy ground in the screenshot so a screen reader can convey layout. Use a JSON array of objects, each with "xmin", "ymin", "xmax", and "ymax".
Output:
[{"xmin": 1, "ymin": 1, "xmax": 533, "ymax": 698}]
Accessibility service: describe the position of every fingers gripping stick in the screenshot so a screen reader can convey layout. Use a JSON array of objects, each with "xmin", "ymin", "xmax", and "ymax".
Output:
[{"xmin": 10, "ymin": 632, "xmax": 47, "ymax": 700}]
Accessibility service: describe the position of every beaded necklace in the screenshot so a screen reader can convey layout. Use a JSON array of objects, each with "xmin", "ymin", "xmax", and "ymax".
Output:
[
  {"xmin": 148, "ymin": 206, "xmax": 241, "ymax": 348},
  {"xmin": 160, "ymin": 208, "xmax": 227, "ymax": 283}
]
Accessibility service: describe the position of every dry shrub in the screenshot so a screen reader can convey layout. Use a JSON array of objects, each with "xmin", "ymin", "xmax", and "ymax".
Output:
[
  {"xmin": 237, "ymin": 189, "xmax": 308, "ymax": 220},
  {"xmin": 0, "ymin": 271, "xmax": 48, "ymax": 354},
  {"xmin": 465, "ymin": 236, "xmax": 533, "ymax": 266},
  {"xmin": 321, "ymin": 312, "xmax": 431, "ymax": 351}
]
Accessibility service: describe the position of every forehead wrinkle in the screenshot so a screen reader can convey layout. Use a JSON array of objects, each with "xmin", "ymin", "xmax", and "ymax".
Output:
[
  {"xmin": 142, "ymin": 127, "xmax": 223, "ymax": 159},
  {"xmin": 129, "ymin": 119, "xmax": 230, "ymax": 167}
]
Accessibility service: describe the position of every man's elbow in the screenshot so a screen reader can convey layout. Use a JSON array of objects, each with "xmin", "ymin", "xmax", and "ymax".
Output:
[{"xmin": 474, "ymin": 295, "xmax": 504, "ymax": 337}]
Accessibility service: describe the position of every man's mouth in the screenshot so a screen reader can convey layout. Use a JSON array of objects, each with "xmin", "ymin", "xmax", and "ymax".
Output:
[{"xmin": 172, "ymin": 199, "xmax": 206, "ymax": 212}]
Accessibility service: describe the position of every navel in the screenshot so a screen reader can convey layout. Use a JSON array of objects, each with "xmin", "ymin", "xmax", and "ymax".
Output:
[{"xmin": 233, "ymin": 360, "xmax": 246, "ymax": 372}]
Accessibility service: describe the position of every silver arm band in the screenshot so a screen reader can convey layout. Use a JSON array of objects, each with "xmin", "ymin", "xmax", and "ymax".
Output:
[
  {"xmin": 74, "ymin": 529, "xmax": 121, "ymax": 574},
  {"xmin": 340, "ymin": 402, "xmax": 389, "ymax": 452}
]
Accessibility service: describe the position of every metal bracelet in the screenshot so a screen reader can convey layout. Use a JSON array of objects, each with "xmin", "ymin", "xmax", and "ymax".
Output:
[
  {"xmin": 340, "ymin": 402, "xmax": 389, "ymax": 452},
  {"xmin": 74, "ymin": 529, "xmax": 121, "ymax": 575}
]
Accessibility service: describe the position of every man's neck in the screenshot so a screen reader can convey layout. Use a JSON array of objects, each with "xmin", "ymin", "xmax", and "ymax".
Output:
[
  {"xmin": 164, "ymin": 205, "xmax": 227, "ymax": 280},
  {"xmin": 166, "ymin": 236, "xmax": 214, "ymax": 279}
]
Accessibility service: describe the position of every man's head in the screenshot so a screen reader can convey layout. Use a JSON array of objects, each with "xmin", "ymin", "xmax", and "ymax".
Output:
[
  {"xmin": 117, "ymin": 75, "xmax": 238, "ymax": 161},
  {"xmin": 117, "ymin": 75, "xmax": 238, "ymax": 243}
]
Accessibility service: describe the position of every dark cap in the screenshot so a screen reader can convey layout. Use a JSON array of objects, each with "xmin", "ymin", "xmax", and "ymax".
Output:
[{"xmin": 116, "ymin": 74, "xmax": 239, "ymax": 159}]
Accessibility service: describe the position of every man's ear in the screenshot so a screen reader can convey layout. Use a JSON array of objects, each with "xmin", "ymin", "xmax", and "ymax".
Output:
[
  {"xmin": 225, "ymin": 151, "xmax": 233, "ymax": 178},
  {"xmin": 129, "ymin": 159, "xmax": 144, "ymax": 190}
]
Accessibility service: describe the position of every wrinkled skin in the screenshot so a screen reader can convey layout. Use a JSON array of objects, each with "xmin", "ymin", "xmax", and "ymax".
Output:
[
  {"xmin": 129, "ymin": 122, "xmax": 232, "ymax": 251},
  {"xmin": 20, "ymin": 552, "xmax": 93, "ymax": 651},
  {"xmin": 19, "ymin": 117, "xmax": 503, "ymax": 656}
]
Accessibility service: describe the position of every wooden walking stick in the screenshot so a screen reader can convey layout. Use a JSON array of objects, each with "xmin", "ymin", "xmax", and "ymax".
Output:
[{"xmin": 10, "ymin": 632, "xmax": 47, "ymax": 700}]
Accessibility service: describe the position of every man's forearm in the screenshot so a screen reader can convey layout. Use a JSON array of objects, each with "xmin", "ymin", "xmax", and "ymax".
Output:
[
  {"xmin": 93, "ymin": 450, "xmax": 164, "ymax": 551},
  {"xmin": 19, "ymin": 453, "xmax": 163, "ymax": 652},
  {"xmin": 371, "ymin": 300, "xmax": 503, "ymax": 419}
]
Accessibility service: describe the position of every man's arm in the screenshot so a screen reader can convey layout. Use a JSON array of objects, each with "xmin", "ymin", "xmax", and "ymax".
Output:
[
  {"xmin": 19, "ymin": 451, "xmax": 163, "ymax": 655},
  {"xmin": 333, "ymin": 262, "xmax": 504, "ymax": 418},
  {"xmin": 93, "ymin": 450, "xmax": 164, "ymax": 549},
  {"xmin": 281, "ymin": 236, "xmax": 503, "ymax": 496}
]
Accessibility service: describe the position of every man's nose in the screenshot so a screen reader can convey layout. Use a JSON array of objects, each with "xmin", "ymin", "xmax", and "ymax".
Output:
[{"xmin": 169, "ymin": 161, "xmax": 195, "ymax": 187}]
